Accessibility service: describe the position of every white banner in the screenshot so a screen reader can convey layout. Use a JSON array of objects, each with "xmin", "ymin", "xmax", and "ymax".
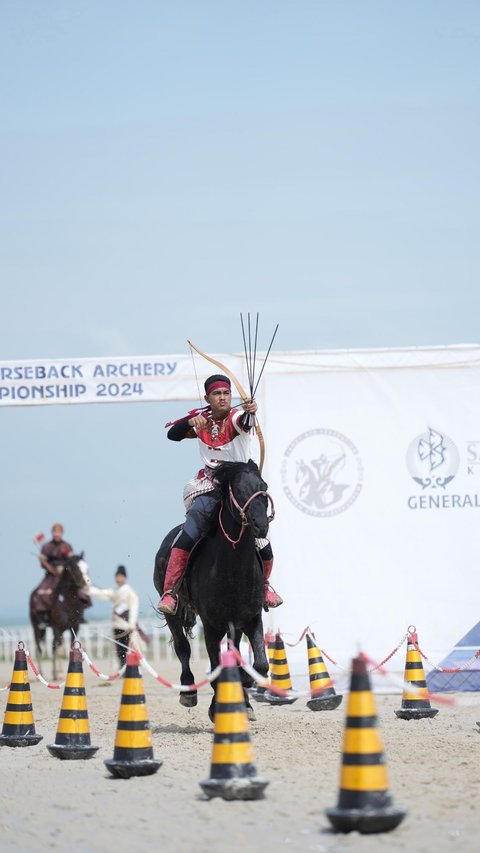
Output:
[{"xmin": 0, "ymin": 352, "xmax": 247, "ymax": 407}]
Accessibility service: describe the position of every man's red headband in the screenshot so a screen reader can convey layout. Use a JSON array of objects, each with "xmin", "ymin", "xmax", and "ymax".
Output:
[{"xmin": 205, "ymin": 380, "xmax": 231, "ymax": 395}]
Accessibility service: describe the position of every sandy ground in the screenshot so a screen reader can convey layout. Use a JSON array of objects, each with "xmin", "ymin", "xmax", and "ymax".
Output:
[{"xmin": 0, "ymin": 655, "xmax": 479, "ymax": 853}]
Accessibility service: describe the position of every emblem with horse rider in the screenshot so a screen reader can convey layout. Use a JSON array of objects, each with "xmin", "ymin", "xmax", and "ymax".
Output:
[{"xmin": 154, "ymin": 322, "xmax": 282, "ymax": 720}]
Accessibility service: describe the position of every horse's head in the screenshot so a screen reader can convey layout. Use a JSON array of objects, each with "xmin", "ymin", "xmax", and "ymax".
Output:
[
  {"xmin": 215, "ymin": 459, "xmax": 274, "ymax": 540},
  {"xmin": 62, "ymin": 552, "xmax": 87, "ymax": 588}
]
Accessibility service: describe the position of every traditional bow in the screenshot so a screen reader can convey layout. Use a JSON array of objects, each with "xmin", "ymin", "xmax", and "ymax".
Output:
[{"xmin": 187, "ymin": 339, "xmax": 265, "ymax": 473}]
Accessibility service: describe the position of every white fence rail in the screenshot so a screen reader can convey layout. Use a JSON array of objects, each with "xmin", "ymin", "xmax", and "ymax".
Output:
[{"xmin": 0, "ymin": 618, "xmax": 203, "ymax": 665}]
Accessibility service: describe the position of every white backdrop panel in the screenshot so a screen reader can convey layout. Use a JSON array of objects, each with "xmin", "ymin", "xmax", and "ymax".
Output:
[{"xmin": 264, "ymin": 352, "xmax": 480, "ymax": 663}]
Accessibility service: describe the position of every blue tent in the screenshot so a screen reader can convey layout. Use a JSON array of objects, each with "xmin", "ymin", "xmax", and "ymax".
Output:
[{"xmin": 426, "ymin": 621, "xmax": 480, "ymax": 692}]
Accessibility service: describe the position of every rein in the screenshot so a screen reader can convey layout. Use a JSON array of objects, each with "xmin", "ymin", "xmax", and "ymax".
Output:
[{"xmin": 219, "ymin": 482, "xmax": 275, "ymax": 548}]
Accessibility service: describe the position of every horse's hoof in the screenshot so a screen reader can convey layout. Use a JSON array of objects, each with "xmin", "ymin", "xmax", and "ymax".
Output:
[
  {"xmin": 179, "ymin": 692, "xmax": 197, "ymax": 708},
  {"xmin": 208, "ymin": 705, "xmax": 216, "ymax": 723},
  {"xmin": 247, "ymin": 705, "xmax": 256, "ymax": 722}
]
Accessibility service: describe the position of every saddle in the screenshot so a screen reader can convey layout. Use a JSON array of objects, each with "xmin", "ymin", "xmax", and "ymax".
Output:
[
  {"xmin": 31, "ymin": 574, "xmax": 59, "ymax": 615},
  {"xmin": 31, "ymin": 573, "xmax": 91, "ymax": 615}
]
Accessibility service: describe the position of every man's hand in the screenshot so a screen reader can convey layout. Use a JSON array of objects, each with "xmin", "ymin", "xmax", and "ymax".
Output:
[
  {"xmin": 188, "ymin": 414, "xmax": 208, "ymax": 429},
  {"xmin": 39, "ymin": 555, "xmax": 63, "ymax": 576},
  {"xmin": 242, "ymin": 400, "xmax": 257, "ymax": 415}
]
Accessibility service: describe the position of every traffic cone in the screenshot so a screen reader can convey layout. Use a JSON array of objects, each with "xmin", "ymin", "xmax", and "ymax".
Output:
[
  {"xmin": 266, "ymin": 628, "xmax": 276, "ymax": 670},
  {"xmin": 395, "ymin": 629, "xmax": 438, "ymax": 720},
  {"xmin": 0, "ymin": 643, "xmax": 43, "ymax": 747},
  {"xmin": 264, "ymin": 632, "xmax": 297, "ymax": 705},
  {"xmin": 326, "ymin": 655, "xmax": 406, "ymax": 833},
  {"xmin": 252, "ymin": 629, "xmax": 275, "ymax": 703},
  {"xmin": 47, "ymin": 645, "xmax": 99, "ymax": 760},
  {"xmin": 306, "ymin": 633, "xmax": 343, "ymax": 711},
  {"xmin": 104, "ymin": 649, "xmax": 162, "ymax": 778},
  {"xmin": 200, "ymin": 650, "xmax": 269, "ymax": 800}
]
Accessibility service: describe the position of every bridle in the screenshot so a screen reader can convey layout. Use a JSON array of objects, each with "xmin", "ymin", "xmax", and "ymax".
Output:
[
  {"xmin": 219, "ymin": 482, "xmax": 275, "ymax": 548},
  {"xmin": 63, "ymin": 555, "xmax": 85, "ymax": 588}
]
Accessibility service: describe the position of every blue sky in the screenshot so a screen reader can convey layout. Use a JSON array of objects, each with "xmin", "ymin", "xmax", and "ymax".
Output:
[{"xmin": 1, "ymin": 1, "xmax": 479, "ymax": 620}]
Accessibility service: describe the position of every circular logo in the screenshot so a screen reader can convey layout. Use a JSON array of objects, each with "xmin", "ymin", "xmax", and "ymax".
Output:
[
  {"xmin": 406, "ymin": 427, "xmax": 459, "ymax": 489},
  {"xmin": 281, "ymin": 429, "xmax": 363, "ymax": 517}
]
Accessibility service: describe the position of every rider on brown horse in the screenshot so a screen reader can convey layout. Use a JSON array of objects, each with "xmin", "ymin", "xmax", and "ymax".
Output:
[
  {"xmin": 31, "ymin": 523, "xmax": 91, "ymax": 623},
  {"xmin": 157, "ymin": 374, "xmax": 283, "ymax": 616}
]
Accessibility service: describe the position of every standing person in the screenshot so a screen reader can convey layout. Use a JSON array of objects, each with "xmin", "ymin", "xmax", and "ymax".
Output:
[
  {"xmin": 157, "ymin": 373, "xmax": 283, "ymax": 615},
  {"xmin": 89, "ymin": 566, "xmax": 139, "ymax": 666},
  {"xmin": 31, "ymin": 522, "xmax": 73, "ymax": 620}
]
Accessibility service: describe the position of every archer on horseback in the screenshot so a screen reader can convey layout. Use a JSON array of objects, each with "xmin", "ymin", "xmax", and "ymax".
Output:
[
  {"xmin": 157, "ymin": 372, "xmax": 283, "ymax": 616},
  {"xmin": 31, "ymin": 523, "xmax": 91, "ymax": 624}
]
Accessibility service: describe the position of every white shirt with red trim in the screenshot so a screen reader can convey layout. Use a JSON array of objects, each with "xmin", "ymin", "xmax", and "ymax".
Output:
[{"xmin": 195, "ymin": 408, "xmax": 252, "ymax": 469}]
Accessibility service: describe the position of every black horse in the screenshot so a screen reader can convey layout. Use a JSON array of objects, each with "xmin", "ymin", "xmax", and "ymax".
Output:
[
  {"xmin": 29, "ymin": 553, "xmax": 87, "ymax": 680},
  {"xmin": 154, "ymin": 460, "xmax": 274, "ymax": 720}
]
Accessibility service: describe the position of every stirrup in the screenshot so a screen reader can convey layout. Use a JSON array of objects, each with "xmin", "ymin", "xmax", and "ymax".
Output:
[{"xmin": 264, "ymin": 585, "xmax": 283, "ymax": 609}]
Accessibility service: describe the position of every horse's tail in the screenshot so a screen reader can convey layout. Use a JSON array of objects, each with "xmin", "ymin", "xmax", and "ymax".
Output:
[
  {"xmin": 179, "ymin": 600, "xmax": 197, "ymax": 638},
  {"xmin": 162, "ymin": 598, "xmax": 197, "ymax": 642}
]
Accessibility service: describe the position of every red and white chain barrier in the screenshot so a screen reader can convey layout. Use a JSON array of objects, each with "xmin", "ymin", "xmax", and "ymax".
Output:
[
  {"xmin": 80, "ymin": 648, "xmax": 126, "ymax": 681},
  {"xmin": 359, "ymin": 650, "xmax": 455, "ymax": 706},
  {"xmin": 367, "ymin": 630, "xmax": 409, "ymax": 672},
  {"xmin": 410, "ymin": 627, "xmax": 480, "ymax": 674},
  {"xmin": 228, "ymin": 643, "xmax": 314, "ymax": 700},
  {"xmin": 16, "ymin": 643, "xmax": 124, "ymax": 687},
  {"xmin": 25, "ymin": 649, "xmax": 65, "ymax": 689},
  {"xmin": 283, "ymin": 626, "xmax": 312, "ymax": 647},
  {"xmin": 7, "ymin": 623, "xmax": 480, "ymax": 698},
  {"xmin": 272, "ymin": 626, "xmax": 409, "ymax": 674},
  {"xmin": 318, "ymin": 646, "xmax": 344, "ymax": 668},
  {"xmin": 138, "ymin": 652, "xmax": 223, "ymax": 691}
]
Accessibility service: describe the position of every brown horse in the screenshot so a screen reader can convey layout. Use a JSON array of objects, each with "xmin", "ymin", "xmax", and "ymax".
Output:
[{"xmin": 29, "ymin": 553, "xmax": 87, "ymax": 680}]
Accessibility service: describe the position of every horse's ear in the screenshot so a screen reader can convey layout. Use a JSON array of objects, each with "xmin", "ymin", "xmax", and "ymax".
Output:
[{"xmin": 79, "ymin": 551, "xmax": 84, "ymax": 561}]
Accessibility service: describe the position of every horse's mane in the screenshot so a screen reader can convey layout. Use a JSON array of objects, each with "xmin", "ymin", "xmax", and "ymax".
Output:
[{"xmin": 214, "ymin": 459, "xmax": 260, "ymax": 491}]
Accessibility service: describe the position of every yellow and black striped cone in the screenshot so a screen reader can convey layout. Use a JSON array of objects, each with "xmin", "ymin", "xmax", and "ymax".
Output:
[
  {"xmin": 264, "ymin": 632, "xmax": 297, "ymax": 705},
  {"xmin": 267, "ymin": 631, "xmax": 276, "ymax": 668},
  {"xmin": 0, "ymin": 643, "xmax": 43, "ymax": 747},
  {"xmin": 104, "ymin": 650, "xmax": 162, "ymax": 778},
  {"xmin": 200, "ymin": 650, "xmax": 269, "ymax": 800},
  {"xmin": 252, "ymin": 629, "xmax": 275, "ymax": 703},
  {"xmin": 47, "ymin": 645, "xmax": 99, "ymax": 760},
  {"xmin": 306, "ymin": 633, "xmax": 343, "ymax": 712},
  {"xmin": 326, "ymin": 655, "xmax": 406, "ymax": 833},
  {"xmin": 395, "ymin": 630, "xmax": 438, "ymax": 720}
]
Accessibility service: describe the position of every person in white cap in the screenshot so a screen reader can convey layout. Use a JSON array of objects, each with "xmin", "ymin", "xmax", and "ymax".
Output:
[{"xmin": 89, "ymin": 565, "xmax": 139, "ymax": 665}]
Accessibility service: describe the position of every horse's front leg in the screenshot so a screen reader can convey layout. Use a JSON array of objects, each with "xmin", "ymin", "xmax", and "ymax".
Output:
[
  {"xmin": 202, "ymin": 624, "xmax": 226, "ymax": 723},
  {"xmin": 234, "ymin": 618, "xmax": 268, "ymax": 721},
  {"xmin": 165, "ymin": 615, "xmax": 197, "ymax": 708},
  {"xmin": 229, "ymin": 627, "xmax": 255, "ymax": 721},
  {"xmin": 52, "ymin": 630, "xmax": 60, "ymax": 682},
  {"xmin": 32, "ymin": 621, "xmax": 44, "ymax": 668},
  {"xmin": 246, "ymin": 614, "xmax": 268, "ymax": 680},
  {"xmin": 231, "ymin": 627, "xmax": 253, "ymax": 692}
]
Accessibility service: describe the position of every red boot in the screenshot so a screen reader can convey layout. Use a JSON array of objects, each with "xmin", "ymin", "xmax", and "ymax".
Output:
[
  {"xmin": 262, "ymin": 558, "xmax": 283, "ymax": 608},
  {"xmin": 157, "ymin": 547, "xmax": 190, "ymax": 615}
]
